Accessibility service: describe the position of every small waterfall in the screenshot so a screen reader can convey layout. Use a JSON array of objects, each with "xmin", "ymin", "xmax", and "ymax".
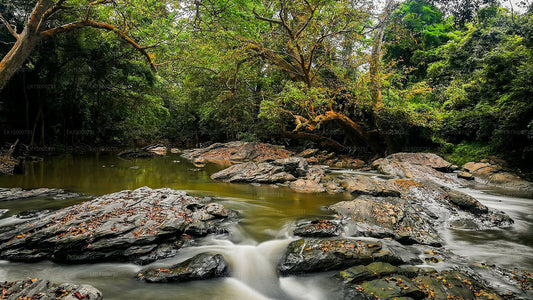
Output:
[{"xmin": 168, "ymin": 236, "xmax": 295, "ymax": 299}]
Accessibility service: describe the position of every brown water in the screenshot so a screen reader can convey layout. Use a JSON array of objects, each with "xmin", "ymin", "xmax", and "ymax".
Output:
[{"xmin": 0, "ymin": 152, "xmax": 531, "ymax": 299}]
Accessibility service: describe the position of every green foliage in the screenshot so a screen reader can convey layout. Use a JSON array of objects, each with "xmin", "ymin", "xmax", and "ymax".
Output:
[
  {"xmin": 385, "ymin": 0, "xmax": 454, "ymax": 83},
  {"xmin": 427, "ymin": 6, "xmax": 533, "ymax": 167},
  {"xmin": 442, "ymin": 141, "xmax": 494, "ymax": 166},
  {"xmin": 0, "ymin": 0, "xmax": 531, "ymax": 170}
]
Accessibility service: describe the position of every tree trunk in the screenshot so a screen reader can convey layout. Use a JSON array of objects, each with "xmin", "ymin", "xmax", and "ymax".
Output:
[
  {"xmin": 0, "ymin": 30, "xmax": 42, "ymax": 91},
  {"xmin": 281, "ymin": 129, "xmax": 345, "ymax": 152}
]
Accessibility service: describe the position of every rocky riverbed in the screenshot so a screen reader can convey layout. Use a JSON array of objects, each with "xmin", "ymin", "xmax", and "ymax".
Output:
[
  {"xmin": 180, "ymin": 142, "xmax": 533, "ymax": 299},
  {"xmin": 1, "ymin": 143, "xmax": 532, "ymax": 299},
  {"xmin": 0, "ymin": 187, "xmax": 234, "ymax": 264},
  {"xmin": 0, "ymin": 279, "xmax": 103, "ymax": 300}
]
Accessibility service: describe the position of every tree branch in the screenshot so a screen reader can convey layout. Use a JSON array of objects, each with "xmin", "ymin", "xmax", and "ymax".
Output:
[
  {"xmin": 41, "ymin": 0, "xmax": 68, "ymax": 22},
  {"xmin": 0, "ymin": 13, "xmax": 19, "ymax": 39},
  {"xmin": 252, "ymin": 8, "xmax": 283, "ymax": 25},
  {"xmin": 41, "ymin": 20, "xmax": 157, "ymax": 72}
]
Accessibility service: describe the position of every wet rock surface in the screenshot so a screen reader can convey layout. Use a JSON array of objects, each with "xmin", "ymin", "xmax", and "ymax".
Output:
[
  {"xmin": 293, "ymin": 219, "xmax": 342, "ymax": 237},
  {"xmin": 0, "ymin": 187, "xmax": 234, "ymax": 264},
  {"xmin": 0, "ymin": 187, "xmax": 81, "ymax": 202},
  {"xmin": 330, "ymin": 195, "xmax": 443, "ymax": 246},
  {"xmin": 210, "ymin": 156, "xmax": 329, "ymax": 192},
  {"xmin": 182, "ymin": 141, "xmax": 294, "ymax": 165},
  {"xmin": 210, "ymin": 158, "xmax": 307, "ymax": 183},
  {"xmin": 339, "ymin": 264, "xmax": 504, "ymax": 300},
  {"xmin": 278, "ymin": 238, "xmax": 421, "ymax": 275},
  {"xmin": 329, "ymin": 175, "xmax": 511, "ymax": 245},
  {"xmin": 0, "ymin": 278, "xmax": 103, "ymax": 300},
  {"xmin": 137, "ymin": 253, "xmax": 228, "ymax": 283}
]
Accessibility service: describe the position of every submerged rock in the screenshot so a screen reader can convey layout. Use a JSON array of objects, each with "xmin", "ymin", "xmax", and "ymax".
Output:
[
  {"xmin": 0, "ymin": 187, "xmax": 234, "ymax": 264},
  {"xmin": 0, "ymin": 187, "xmax": 81, "ymax": 202},
  {"xmin": 117, "ymin": 149, "xmax": 157, "ymax": 159},
  {"xmin": 0, "ymin": 279, "xmax": 102, "ymax": 300},
  {"xmin": 137, "ymin": 253, "xmax": 228, "ymax": 283},
  {"xmin": 278, "ymin": 238, "xmax": 421, "ymax": 275}
]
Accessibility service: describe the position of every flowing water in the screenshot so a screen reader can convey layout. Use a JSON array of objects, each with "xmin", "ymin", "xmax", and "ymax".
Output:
[{"xmin": 0, "ymin": 152, "xmax": 531, "ymax": 299}]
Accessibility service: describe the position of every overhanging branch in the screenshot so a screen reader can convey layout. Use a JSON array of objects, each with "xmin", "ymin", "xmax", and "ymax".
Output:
[
  {"xmin": 41, "ymin": 20, "xmax": 157, "ymax": 72},
  {"xmin": 0, "ymin": 13, "xmax": 19, "ymax": 39}
]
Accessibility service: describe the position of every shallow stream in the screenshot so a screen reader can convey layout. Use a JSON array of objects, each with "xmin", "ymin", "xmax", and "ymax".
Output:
[{"xmin": 0, "ymin": 153, "xmax": 531, "ymax": 299}]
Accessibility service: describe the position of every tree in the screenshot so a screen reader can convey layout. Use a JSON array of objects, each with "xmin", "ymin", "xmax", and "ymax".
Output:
[
  {"xmin": 253, "ymin": 0, "xmax": 404, "ymax": 153},
  {"xmin": 384, "ymin": 0, "xmax": 452, "ymax": 83},
  {"xmin": 0, "ymin": 0, "xmax": 173, "ymax": 92},
  {"xmin": 428, "ymin": 5, "xmax": 533, "ymax": 167}
]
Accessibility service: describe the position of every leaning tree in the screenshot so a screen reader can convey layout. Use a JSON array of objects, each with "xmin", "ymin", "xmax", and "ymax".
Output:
[{"xmin": 0, "ymin": 0, "xmax": 176, "ymax": 91}]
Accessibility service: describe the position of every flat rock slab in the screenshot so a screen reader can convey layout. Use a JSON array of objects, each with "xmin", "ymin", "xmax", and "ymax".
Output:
[
  {"xmin": 182, "ymin": 141, "xmax": 294, "ymax": 164},
  {"xmin": 210, "ymin": 160, "xmax": 298, "ymax": 183},
  {"xmin": 0, "ymin": 187, "xmax": 81, "ymax": 202},
  {"xmin": 0, "ymin": 279, "xmax": 102, "ymax": 300},
  {"xmin": 340, "ymin": 264, "xmax": 504, "ymax": 300},
  {"xmin": 0, "ymin": 187, "xmax": 233, "ymax": 264},
  {"xmin": 137, "ymin": 253, "xmax": 228, "ymax": 283},
  {"xmin": 278, "ymin": 238, "xmax": 421, "ymax": 275}
]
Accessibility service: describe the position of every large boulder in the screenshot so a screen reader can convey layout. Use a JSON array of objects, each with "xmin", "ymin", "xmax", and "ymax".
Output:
[
  {"xmin": 278, "ymin": 238, "xmax": 421, "ymax": 275},
  {"xmin": 210, "ymin": 157, "xmax": 328, "ymax": 188},
  {"xmin": 372, "ymin": 153, "xmax": 462, "ymax": 186},
  {"xmin": 446, "ymin": 189, "xmax": 489, "ymax": 215},
  {"xmin": 137, "ymin": 253, "xmax": 228, "ymax": 283},
  {"xmin": 210, "ymin": 161, "xmax": 296, "ymax": 183},
  {"xmin": 182, "ymin": 141, "xmax": 294, "ymax": 164},
  {"xmin": 0, "ymin": 187, "xmax": 234, "ymax": 264},
  {"xmin": 0, "ymin": 279, "xmax": 103, "ymax": 300},
  {"xmin": 340, "ymin": 175, "xmax": 401, "ymax": 197},
  {"xmin": 328, "ymin": 175, "xmax": 513, "ymax": 245},
  {"xmin": 463, "ymin": 161, "xmax": 533, "ymax": 192},
  {"xmin": 143, "ymin": 144, "xmax": 167, "ymax": 156},
  {"xmin": 330, "ymin": 195, "xmax": 442, "ymax": 246}
]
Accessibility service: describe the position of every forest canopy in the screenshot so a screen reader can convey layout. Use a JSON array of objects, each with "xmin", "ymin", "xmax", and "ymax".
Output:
[{"xmin": 1, "ymin": 0, "xmax": 532, "ymax": 169}]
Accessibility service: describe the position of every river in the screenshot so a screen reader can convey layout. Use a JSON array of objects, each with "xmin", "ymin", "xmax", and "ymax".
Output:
[{"xmin": 0, "ymin": 152, "xmax": 531, "ymax": 299}]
